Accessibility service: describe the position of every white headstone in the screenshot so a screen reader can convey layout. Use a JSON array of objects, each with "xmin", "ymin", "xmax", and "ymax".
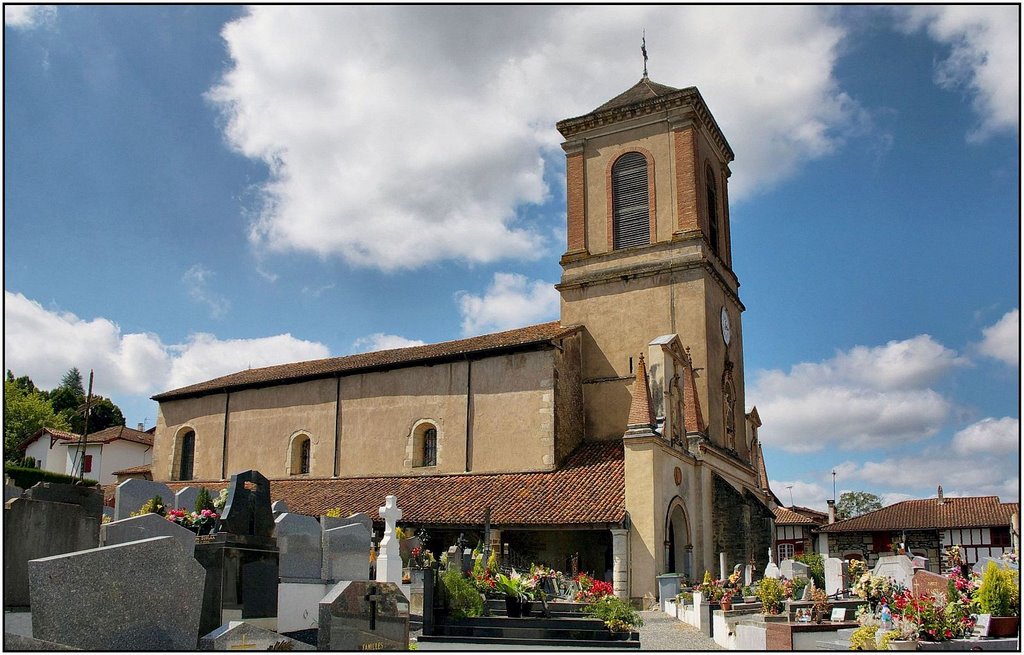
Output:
[
  {"xmin": 719, "ymin": 552, "xmax": 727, "ymax": 580},
  {"xmin": 824, "ymin": 557, "xmax": 848, "ymax": 596},
  {"xmin": 872, "ymin": 555, "xmax": 916, "ymax": 589},
  {"xmin": 744, "ymin": 564, "xmax": 754, "ymax": 587},
  {"xmin": 375, "ymin": 495, "xmax": 403, "ymax": 584},
  {"xmin": 780, "ymin": 559, "xmax": 809, "ymax": 580}
]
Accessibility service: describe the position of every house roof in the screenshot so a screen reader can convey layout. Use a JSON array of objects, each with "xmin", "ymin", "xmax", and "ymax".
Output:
[
  {"xmin": 111, "ymin": 464, "xmax": 153, "ymax": 476},
  {"xmin": 57, "ymin": 425, "xmax": 154, "ymax": 447},
  {"xmin": 774, "ymin": 505, "xmax": 827, "ymax": 526},
  {"xmin": 153, "ymin": 322, "xmax": 580, "ymax": 402},
  {"xmin": 17, "ymin": 427, "xmax": 79, "ymax": 450},
  {"xmin": 163, "ymin": 441, "xmax": 626, "ymax": 527},
  {"xmin": 592, "ymin": 76, "xmax": 681, "ymax": 113},
  {"xmin": 820, "ymin": 496, "xmax": 1019, "ymax": 533}
]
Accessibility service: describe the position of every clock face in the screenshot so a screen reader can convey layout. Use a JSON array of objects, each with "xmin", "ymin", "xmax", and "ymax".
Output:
[{"xmin": 721, "ymin": 307, "xmax": 731, "ymax": 345}]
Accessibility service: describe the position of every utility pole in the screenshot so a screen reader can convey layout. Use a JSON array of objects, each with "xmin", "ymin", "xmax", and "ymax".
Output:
[
  {"xmin": 73, "ymin": 370, "xmax": 96, "ymax": 484},
  {"xmin": 832, "ymin": 469, "xmax": 837, "ymax": 502}
]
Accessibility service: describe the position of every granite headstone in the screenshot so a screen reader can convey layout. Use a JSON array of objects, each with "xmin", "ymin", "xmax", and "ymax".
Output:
[
  {"xmin": 318, "ymin": 581, "xmax": 410, "ymax": 651},
  {"xmin": 175, "ymin": 486, "xmax": 200, "ymax": 511},
  {"xmin": 29, "ymin": 536, "xmax": 204, "ymax": 650},
  {"xmin": 780, "ymin": 559, "xmax": 809, "ymax": 580},
  {"xmin": 322, "ymin": 512, "xmax": 373, "ymax": 534},
  {"xmin": 323, "ymin": 523, "xmax": 372, "ymax": 582},
  {"xmin": 272, "ymin": 500, "xmax": 289, "ymax": 516},
  {"xmin": 100, "ymin": 511, "xmax": 197, "ymax": 556},
  {"xmin": 913, "ymin": 569, "xmax": 950, "ymax": 598},
  {"xmin": 114, "ymin": 478, "xmax": 173, "ymax": 521},
  {"xmin": 275, "ymin": 512, "xmax": 323, "ymax": 580},
  {"xmin": 872, "ymin": 555, "xmax": 916, "ymax": 589},
  {"xmin": 824, "ymin": 558, "xmax": 848, "ymax": 596}
]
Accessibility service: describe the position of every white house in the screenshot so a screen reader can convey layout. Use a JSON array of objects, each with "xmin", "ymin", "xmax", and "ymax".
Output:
[{"xmin": 19, "ymin": 425, "xmax": 154, "ymax": 486}]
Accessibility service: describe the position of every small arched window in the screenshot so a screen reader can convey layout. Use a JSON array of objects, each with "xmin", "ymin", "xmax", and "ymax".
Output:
[
  {"xmin": 290, "ymin": 434, "xmax": 311, "ymax": 475},
  {"xmin": 705, "ymin": 164, "xmax": 720, "ymax": 254},
  {"xmin": 179, "ymin": 430, "xmax": 195, "ymax": 481},
  {"xmin": 611, "ymin": 152, "xmax": 650, "ymax": 249},
  {"xmin": 422, "ymin": 428, "xmax": 437, "ymax": 467}
]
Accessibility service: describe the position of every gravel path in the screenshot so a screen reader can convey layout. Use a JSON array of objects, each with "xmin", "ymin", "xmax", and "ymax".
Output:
[{"xmin": 637, "ymin": 610, "xmax": 724, "ymax": 650}]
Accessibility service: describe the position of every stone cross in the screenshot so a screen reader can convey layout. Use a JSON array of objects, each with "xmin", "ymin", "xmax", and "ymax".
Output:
[
  {"xmin": 365, "ymin": 583, "xmax": 381, "ymax": 630},
  {"xmin": 376, "ymin": 495, "xmax": 403, "ymax": 583}
]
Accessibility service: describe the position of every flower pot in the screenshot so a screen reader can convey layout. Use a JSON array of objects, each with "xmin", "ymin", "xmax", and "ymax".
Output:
[
  {"xmin": 987, "ymin": 616, "xmax": 1020, "ymax": 638},
  {"xmin": 887, "ymin": 639, "xmax": 918, "ymax": 651},
  {"xmin": 504, "ymin": 596, "xmax": 522, "ymax": 618},
  {"xmin": 720, "ymin": 596, "xmax": 732, "ymax": 611}
]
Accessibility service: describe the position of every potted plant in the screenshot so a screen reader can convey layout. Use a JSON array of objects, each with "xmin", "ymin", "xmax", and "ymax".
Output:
[
  {"xmin": 756, "ymin": 576, "xmax": 785, "ymax": 616},
  {"xmin": 975, "ymin": 561, "xmax": 1020, "ymax": 638},
  {"xmin": 881, "ymin": 616, "xmax": 920, "ymax": 651},
  {"xmin": 494, "ymin": 572, "xmax": 528, "ymax": 617},
  {"xmin": 583, "ymin": 595, "xmax": 644, "ymax": 639},
  {"xmin": 810, "ymin": 587, "xmax": 831, "ymax": 623}
]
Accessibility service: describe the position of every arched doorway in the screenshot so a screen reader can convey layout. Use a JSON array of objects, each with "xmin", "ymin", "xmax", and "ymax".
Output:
[{"xmin": 665, "ymin": 498, "xmax": 692, "ymax": 579}]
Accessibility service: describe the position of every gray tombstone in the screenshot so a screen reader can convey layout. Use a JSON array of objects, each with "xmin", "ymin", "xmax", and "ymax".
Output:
[
  {"xmin": 461, "ymin": 548, "xmax": 474, "ymax": 575},
  {"xmin": 872, "ymin": 555, "xmax": 916, "ymax": 589},
  {"xmin": 114, "ymin": 478, "xmax": 173, "ymax": 521},
  {"xmin": 801, "ymin": 577, "xmax": 815, "ymax": 601},
  {"xmin": 323, "ymin": 523, "xmax": 372, "ymax": 582},
  {"xmin": 318, "ymin": 581, "xmax": 410, "ymax": 651},
  {"xmin": 272, "ymin": 500, "xmax": 289, "ymax": 516},
  {"xmin": 4, "ymin": 480, "xmax": 23, "ymax": 502},
  {"xmin": 744, "ymin": 564, "xmax": 754, "ymax": 587},
  {"xmin": 29, "ymin": 536, "xmax": 205, "ymax": 650},
  {"xmin": 275, "ymin": 512, "xmax": 323, "ymax": 580},
  {"xmin": 781, "ymin": 559, "xmax": 809, "ymax": 580},
  {"xmin": 175, "ymin": 486, "xmax": 200, "ymax": 511},
  {"xmin": 322, "ymin": 512, "xmax": 374, "ymax": 534},
  {"xmin": 26, "ymin": 482, "xmax": 104, "ymax": 518},
  {"xmin": 446, "ymin": 545, "xmax": 461, "ymax": 572},
  {"xmin": 199, "ymin": 621, "xmax": 313, "ymax": 651},
  {"xmin": 824, "ymin": 557, "xmax": 848, "ymax": 596},
  {"xmin": 100, "ymin": 512, "xmax": 197, "ymax": 557},
  {"xmin": 973, "ymin": 556, "xmax": 1019, "ymax": 575}
]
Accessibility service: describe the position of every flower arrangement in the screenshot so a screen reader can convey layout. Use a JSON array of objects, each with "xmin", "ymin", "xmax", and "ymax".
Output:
[
  {"xmin": 166, "ymin": 507, "xmax": 220, "ymax": 534},
  {"xmin": 756, "ymin": 576, "xmax": 785, "ymax": 615},
  {"xmin": 943, "ymin": 544, "xmax": 963, "ymax": 571},
  {"xmin": 694, "ymin": 570, "xmax": 725, "ymax": 602},
  {"xmin": 574, "ymin": 572, "xmax": 613, "ymax": 603},
  {"xmin": 494, "ymin": 571, "xmax": 531, "ymax": 601},
  {"xmin": 810, "ymin": 587, "xmax": 831, "ymax": 622},
  {"xmin": 847, "ymin": 558, "xmax": 867, "ymax": 584},
  {"xmin": 409, "ymin": 546, "xmax": 435, "ymax": 568},
  {"xmin": 324, "ymin": 507, "xmax": 342, "ymax": 518},
  {"xmin": 726, "ymin": 570, "xmax": 742, "ymax": 596}
]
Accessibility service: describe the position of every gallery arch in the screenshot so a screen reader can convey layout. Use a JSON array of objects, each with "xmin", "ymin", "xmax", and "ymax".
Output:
[{"xmin": 665, "ymin": 496, "xmax": 692, "ymax": 579}]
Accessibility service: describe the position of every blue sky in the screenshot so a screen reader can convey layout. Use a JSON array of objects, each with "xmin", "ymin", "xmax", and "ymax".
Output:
[{"xmin": 4, "ymin": 6, "xmax": 1019, "ymax": 509}]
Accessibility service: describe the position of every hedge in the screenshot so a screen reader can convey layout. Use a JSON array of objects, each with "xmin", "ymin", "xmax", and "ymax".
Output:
[{"xmin": 3, "ymin": 464, "xmax": 98, "ymax": 489}]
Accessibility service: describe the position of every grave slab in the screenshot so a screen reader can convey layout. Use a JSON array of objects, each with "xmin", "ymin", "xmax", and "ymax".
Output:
[
  {"xmin": 29, "ymin": 536, "xmax": 204, "ymax": 650},
  {"xmin": 175, "ymin": 486, "xmax": 200, "ymax": 511},
  {"xmin": 100, "ymin": 511, "xmax": 197, "ymax": 556},
  {"xmin": 872, "ymin": 555, "xmax": 916, "ymax": 588},
  {"xmin": 114, "ymin": 478, "xmax": 173, "ymax": 521},
  {"xmin": 318, "ymin": 580, "xmax": 410, "ymax": 651},
  {"xmin": 199, "ymin": 621, "xmax": 313, "ymax": 650},
  {"xmin": 324, "ymin": 523, "xmax": 372, "ymax": 582},
  {"xmin": 824, "ymin": 558, "xmax": 848, "ymax": 597},
  {"xmin": 275, "ymin": 512, "xmax": 323, "ymax": 580},
  {"xmin": 322, "ymin": 512, "xmax": 373, "ymax": 534},
  {"xmin": 278, "ymin": 581, "xmax": 331, "ymax": 633}
]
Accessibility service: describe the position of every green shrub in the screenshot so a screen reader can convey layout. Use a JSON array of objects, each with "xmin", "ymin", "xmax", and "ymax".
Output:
[
  {"xmin": 977, "ymin": 561, "xmax": 1020, "ymax": 617},
  {"xmin": 583, "ymin": 595, "xmax": 644, "ymax": 632},
  {"xmin": 441, "ymin": 569, "xmax": 484, "ymax": 618},
  {"xmin": 3, "ymin": 464, "xmax": 97, "ymax": 489},
  {"xmin": 848, "ymin": 625, "xmax": 878, "ymax": 650},
  {"xmin": 131, "ymin": 494, "xmax": 166, "ymax": 517},
  {"xmin": 795, "ymin": 553, "xmax": 825, "ymax": 590},
  {"xmin": 756, "ymin": 577, "xmax": 785, "ymax": 615},
  {"xmin": 194, "ymin": 486, "xmax": 215, "ymax": 513}
]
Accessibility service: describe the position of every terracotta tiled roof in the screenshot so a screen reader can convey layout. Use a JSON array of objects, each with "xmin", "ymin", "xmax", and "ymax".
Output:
[
  {"xmin": 820, "ymin": 496, "xmax": 1019, "ymax": 533},
  {"xmin": 153, "ymin": 322, "xmax": 579, "ymax": 401},
  {"xmin": 111, "ymin": 464, "xmax": 153, "ymax": 476},
  {"xmin": 164, "ymin": 441, "xmax": 625, "ymax": 527},
  {"xmin": 17, "ymin": 427, "xmax": 79, "ymax": 450},
  {"xmin": 774, "ymin": 506, "xmax": 826, "ymax": 526},
  {"xmin": 60, "ymin": 425, "xmax": 154, "ymax": 447},
  {"xmin": 626, "ymin": 353, "xmax": 657, "ymax": 431},
  {"xmin": 682, "ymin": 352, "xmax": 705, "ymax": 433},
  {"xmin": 592, "ymin": 77, "xmax": 681, "ymax": 113}
]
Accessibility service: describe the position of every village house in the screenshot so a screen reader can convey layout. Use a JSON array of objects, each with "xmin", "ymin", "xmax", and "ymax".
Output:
[
  {"xmin": 773, "ymin": 504, "xmax": 829, "ymax": 561},
  {"xmin": 150, "ymin": 74, "xmax": 777, "ymax": 601},
  {"xmin": 18, "ymin": 425, "xmax": 154, "ymax": 486},
  {"xmin": 819, "ymin": 488, "xmax": 1019, "ymax": 573}
]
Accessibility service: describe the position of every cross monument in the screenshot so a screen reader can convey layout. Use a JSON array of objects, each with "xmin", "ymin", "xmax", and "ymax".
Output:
[{"xmin": 376, "ymin": 495, "xmax": 403, "ymax": 583}]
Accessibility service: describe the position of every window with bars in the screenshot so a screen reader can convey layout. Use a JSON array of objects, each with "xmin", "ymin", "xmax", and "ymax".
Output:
[
  {"xmin": 611, "ymin": 152, "xmax": 650, "ymax": 249},
  {"xmin": 705, "ymin": 164, "xmax": 720, "ymax": 254},
  {"xmin": 299, "ymin": 438, "xmax": 311, "ymax": 474},
  {"xmin": 422, "ymin": 428, "xmax": 437, "ymax": 467},
  {"xmin": 778, "ymin": 542, "xmax": 795, "ymax": 561},
  {"xmin": 179, "ymin": 431, "xmax": 195, "ymax": 481}
]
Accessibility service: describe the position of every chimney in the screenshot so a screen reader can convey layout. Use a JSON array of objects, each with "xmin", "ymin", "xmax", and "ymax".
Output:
[
  {"xmin": 826, "ymin": 499, "xmax": 836, "ymax": 524},
  {"xmin": 937, "ymin": 485, "xmax": 944, "ymax": 505},
  {"xmin": 137, "ymin": 422, "xmax": 145, "ymax": 431}
]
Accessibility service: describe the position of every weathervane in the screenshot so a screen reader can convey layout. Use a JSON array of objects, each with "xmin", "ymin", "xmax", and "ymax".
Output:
[{"xmin": 641, "ymin": 30, "xmax": 649, "ymax": 78}]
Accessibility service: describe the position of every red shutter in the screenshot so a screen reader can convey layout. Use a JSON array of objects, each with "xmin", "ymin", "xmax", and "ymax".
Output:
[{"xmin": 82, "ymin": 455, "xmax": 93, "ymax": 473}]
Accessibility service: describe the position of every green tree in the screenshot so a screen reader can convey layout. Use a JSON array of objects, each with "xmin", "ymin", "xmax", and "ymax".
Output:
[
  {"xmin": 3, "ymin": 379, "xmax": 71, "ymax": 459},
  {"xmin": 795, "ymin": 552, "xmax": 825, "ymax": 589},
  {"xmin": 6, "ymin": 370, "xmax": 38, "ymax": 394},
  {"xmin": 60, "ymin": 367, "xmax": 85, "ymax": 396},
  {"xmin": 835, "ymin": 491, "xmax": 883, "ymax": 521}
]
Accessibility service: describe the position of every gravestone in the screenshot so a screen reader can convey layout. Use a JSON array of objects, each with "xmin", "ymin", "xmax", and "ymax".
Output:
[
  {"xmin": 272, "ymin": 500, "xmax": 289, "ymax": 516},
  {"xmin": 4, "ymin": 484, "xmax": 103, "ymax": 606},
  {"xmin": 323, "ymin": 512, "xmax": 373, "ymax": 534},
  {"xmin": 375, "ymin": 496, "xmax": 403, "ymax": 584},
  {"xmin": 114, "ymin": 478, "xmax": 173, "ymax": 521},
  {"xmin": 319, "ymin": 580, "xmax": 410, "ymax": 651},
  {"xmin": 175, "ymin": 486, "xmax": 200, "ymax": 511},
  {"xmin": 194, "ymin": 470, "xmax": 279, "ymax": 637},
  {"xmin": 323, "ymin": 523, "xmax": 372, "ymax": 582},
  {"xmin": 801, "ymin": 578, "xmax": 815, "ymax": 601},
  {"xmin": 824, "ymin": 558, "xmax": 848, "ymax": 597},
  {"xmin": 781, "ymin": 559, "xmax": 809, "ymax": 580},
  {"xmin": 461, "ymin": 548, "xmax": 474, "ymax": 576},
  {"xmin": 100, "ymin": 511, "xmax": 197, "ymax": 556},
  {"xmin": 275, "ymin": 513, "xmax": 322, "ymax": 580},
  {"xmin": 446, "ymin": 545, "xmax": 462, "ymax": 572},
  {"xmin": 872, "ymin": 555, "xmax": 915, "ymax": 589},
  {"xmin": 744, "ymin": 563, "xmax": 754, "ymax": 587},
  {"xmin": 199, "ymin": 621, "xmax": 313, "ymax": 651},
  {"xmin": 913, "ymin": 569, "xmax": 949, "ymax": 598},
  {"xmin": 29, "ymin": 536, "xmax": 204, "ymax": 650},
  {"xmin": 4, "ymin": 479, "xmax": 23, "ymax": 502},
  {"xmin": 973, "ymin": 556, "xmax": 1019, "ymax": 575}
]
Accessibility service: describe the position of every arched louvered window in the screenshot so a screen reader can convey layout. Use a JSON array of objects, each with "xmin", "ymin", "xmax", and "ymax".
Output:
[
  {"xmin": 422, "ymin": 428, "xmax": 437, "ymax": 467},
  {"xmin": 179, "ymin": 430, "xmax": 195, "ymax": 481},
  {"xmin": 299, "ymin": 438, "xmax": 311, "ymax": 474},
  {"xmin": 705, "ymin": 164, "xmax": 720, "ymax": 254},
  {"xmin": 611, "ymin": 152, "xmax": 650, "ymax": 249}
]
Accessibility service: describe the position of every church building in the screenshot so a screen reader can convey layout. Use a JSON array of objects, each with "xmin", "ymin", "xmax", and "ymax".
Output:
[{"xmin": 151, "ymin": 74, "xmax": 776, "ymax": 601}]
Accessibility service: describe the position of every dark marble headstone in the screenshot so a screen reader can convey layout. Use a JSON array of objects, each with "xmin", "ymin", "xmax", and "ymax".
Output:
[
  {"xmin": 196, "ymin": 470, "xmax": 279, "ymax": 637},
  {"xmin": 319, "ymin": 581, "xmax": 409, "ymax": 651},
  {"xmin": 218, "ymin": 470, "xmax": 274, "ymax": 538}
]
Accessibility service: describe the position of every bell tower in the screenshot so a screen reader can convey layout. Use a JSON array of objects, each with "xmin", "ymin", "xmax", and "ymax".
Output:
[{"xmin": 556, "ymin": 76, "xmax": 748, "ymax": 457}]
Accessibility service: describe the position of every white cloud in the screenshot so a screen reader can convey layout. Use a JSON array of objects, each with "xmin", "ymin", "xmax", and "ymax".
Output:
[
  {"xmin": 3, "ymin": 290, "xmax": 330, "ymax": 399},
  {"xmin": 769, "ymin": 478, "xmax": 831, "ymax": 510},
  {"xmin": 183, "ymin": 265, "xmax": 230, "ymax": 319},
  {"xmin": 750, "ymin": 335, "xmax": 958, "ymax": 452},
  {"xmin": 4, "ymin": 5, "xmax": 56, "ymax": 29},
  {"xmin": 209, "ymin": 6, "xmax": 861, "ymax": 270},
  {"xmin": 456, "ymin": 273, "xmax": 559, "ymax": 337},
  {"xmin": 952, "ymin": 416, "xmax": 1019, "ymax": 456},
  {"xmin": 977, "ymin": 308, "xmax": 1019, "ymax": 367},
  {"xmin": 898, "ymin": 6, "xmax": 1019, "ymax": 141},
  {"xmin": 842, "ymin": 448, "xmax": 1019, "ymax": 502},
  {"xmin": 351, "ymin": 333, "xmax": 427, "ymax": 353}
]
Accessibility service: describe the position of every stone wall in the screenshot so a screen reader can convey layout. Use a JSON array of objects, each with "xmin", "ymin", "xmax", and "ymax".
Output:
[
  {"xmin": 554, "ymin": 331, "xmax": 585, "ymax": 465},
  {"xmin": 711, "ymin": 473, "xmax": 773, "ymax": 576}
]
